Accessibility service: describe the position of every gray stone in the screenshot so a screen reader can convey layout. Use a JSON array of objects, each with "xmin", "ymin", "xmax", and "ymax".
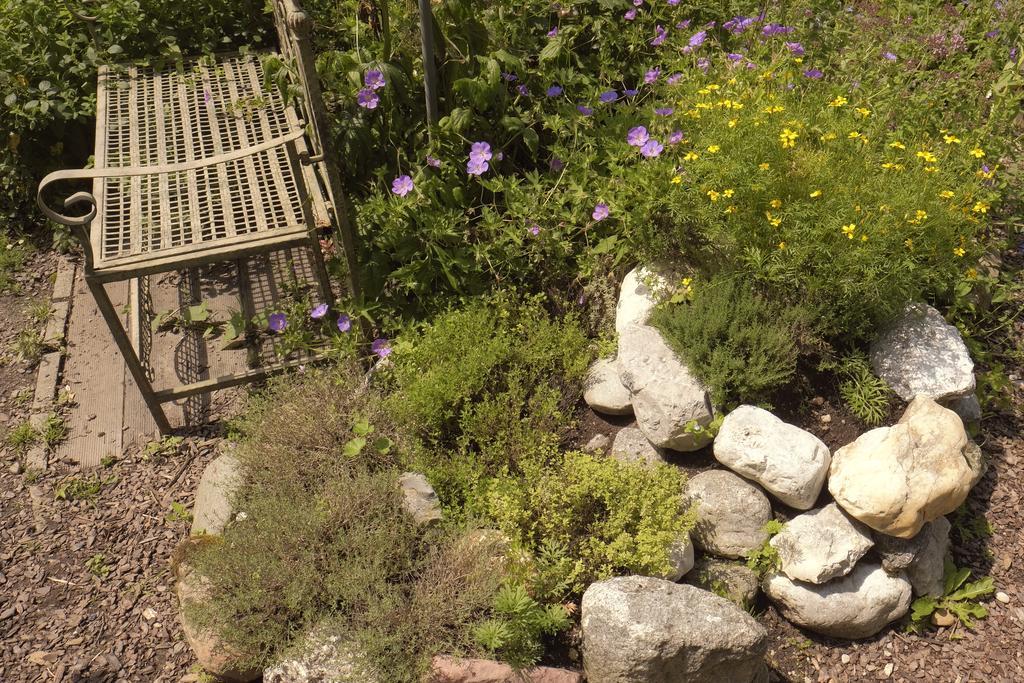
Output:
[
  {"xmin": 617, "ymin": 324, "xmax": 713, "ymax": 452},
  {"xmin": 763, "ymin": 563, "xmax": 912, "ymax": 639},
  {"xmin": 398, "ymin": 472, "xmax": 442, "ymax": 526},
  {"xmin": 870, "ymin": 303, "xmax": 975, "ymax": 402},
  {"xmin": 584, "ymin": 358, "xmax": 633, "ymax": 416},
  {"xmin": 770, "ymin": 503, "xmax": 873, "ymax": 584},
  {"xmin": 581, "ymin": 576, "xmax": 768, "ymax": 683},
  {"xmin": 685, "ymin": 557, "xmax": 760, "ymax": 608},
  {"xmin": 660, "ymin": 535, "xmax": 695, "ymax": 582},
  {"xmin": 264, "ymin": 628, "xmax": 378, "ymax": 683},
  {"xmin": 610, "ymin": 427, "xmax": 664, "ymax": 467},
  {"xmin": 876, "ymin": 517, "xmax": 951, "ymax": 597},
  {"xmin": 615, "ymin": 266, "xmax": 667, "ymax": 335},
  {"xmin": 875, "ymin": 517, "xmax": 948, "ymax": 575},
  {"xmin": 945, "ymin": 394, "xmax": 982, "ymax": 425},
  {"xmin": 687, "ymin": 470, "xmax": 773, "ymax": 559},
  {"xmin": 829, "ymin": 397, "xmax": 975, "ymax": 538},
  {"xmin": 714, "ymin": 405, "xmax": 831, "ymax": 510},
  {"xmin": 964, "ymin": 439, "xmax": 987, "ymax": 489},
  {"xmin": 190, "ymin": 453, "xmax": 244, "ymax": 536},
  {"xmin": 583, "ymin": 433, "xmax": 611, "ymax": 453}
]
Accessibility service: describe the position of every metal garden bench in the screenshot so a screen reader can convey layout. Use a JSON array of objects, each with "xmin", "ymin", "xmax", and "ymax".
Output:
[{"xmin": 37, "ymin": 0, "xmax": 360, "ymax": 434}]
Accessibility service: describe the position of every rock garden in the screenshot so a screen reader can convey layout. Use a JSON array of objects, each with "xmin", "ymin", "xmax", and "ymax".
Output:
[{"xmin": 2, "ymin": 0, "xmax": 1024, "ymax": 682}]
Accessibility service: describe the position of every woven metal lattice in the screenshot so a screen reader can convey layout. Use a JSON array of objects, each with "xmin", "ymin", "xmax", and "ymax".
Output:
[{"xmin": 97, "ymin": 54, "xmax": 307, "ymax": 263}]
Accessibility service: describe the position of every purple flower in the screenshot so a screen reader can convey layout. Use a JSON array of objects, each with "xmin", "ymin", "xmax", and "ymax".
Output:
[
  {"xmin": 599, "ymin": 90, "xmax": 618, "ymax": 103},
  {"xmin": 803, "ymin": 68, "xmax": 823, "ymax": 79},
  {"xmin": 371, "ymin": 338, "xmax": 392, "ymax": 358},
  {"xmin": 726, "ymin": 52, "xmax": 744, "ymax": 62},
  {"xmin": 528, "ymin": 223, "xmax": 540, "ymax": 236},
  {"xmin": 311, "ymin": 303, "xmax": 328, "ymax": 320},
  {"xmin": 667, "ymin": 0, "xmax": 680, "ymax": 5},
  {"xmin": 688, "ymin": 30, "xmax": 708, "ymax": 48},
  {"xmin": 676, "ymin": 19, "xmax": 691, "ymax": 30},
  {"xmin": 516, "ymin": 84, "xmax": 529, "ymax": 96},
  {"xmin": 357, "ymin": 88, "xmax": 380, "ymax": 109},
  {"xmin": 337, "ymin": 314, "xmax": 351, "ymax": 333},
  {"xmin": 467, "ymin": 158, "xmax": 489, "ymax": 176},
  {"xmin": 426, "ymin": 155, "xmax": 441, "ymax": 168},
  {"xmin": 881, "ymin": 51, "xmax": 897, "ymax": 61},
  {"xmin": 633, "ymin": 0, "xmax": 642, "ymax": 5},
  {"xmin": 724, "ymin": 15, "xmax": 755, "ymax": 33},
  {"xmin": 624, "ymin": 8, "xmax": 637, "ymax": 20},
  {"xmin": 550, "ymin": 157, "xmax": 565, "ymax": 172},
  {"xmin": 640, "ymin": 139, "xmax": 664, "ymax": 158},
  {"xmin": 651, "ymin": 25, "xmax": 668, "ymax": 46},
  {"xmin": 624, "ymin": 88, "xmax": 639, "ymax": 97},
  {"xmin": 986, "ymin": 29, "xmax": 1000, "ymax": 39},
  {"xmin": 470, "ymin": 141, "xmax": 493, "ymax": 162},
  {"xmin": 654, "ymin": 107, "xmax": 674, "ymax": 116},
  {"xmin": 364, "ymin": 69, "xmax": 386, "ymax": 90},
  {"xmin": 627, "ymin": 126, "xmax": 650, "ymax": 147},
  {"xmin": 668, "ymin": 130, "xmax": 683, "ymax": 144},
  {"xmin": 391, "ymin": 174, "xmax": 414, "ymax": 196},
  {"xmin": 762, "ymin": 23, "xmax": 794, "ymax": 36},
  {"xmin": 546, "ymin": 85, "xmax": 563, "ymax": 97},
  {"xmin": 268, "ymin": 313, "xmax": 286, "ymax": 332},
  {"xmin": 697, "ymin": 57, "xmax": 710, "ymax": 73},
  {"xmin": 667, "ymin": 72, "xmax": 683, "ymax": 85},
  {"xmin": 644, "ymin": 67, "xmax": 661, "ymax": 84},
  {"xmin": 502, "ymin": 72, "xmax": 518, "ymax": 82},
  {"xmin": 577, "ymin": 104, "xmax": 594, "ymax": 116},
  {"xmin": 785, "ymin": 41, "xmax": 805, "ymax": 56},
  {"xmin": 547, "ymin": 26, "xmax": 558, "ymax": 38},
  {"xmin": 592, "ymin": 203, "xmax": 610, "ymax": 221}
]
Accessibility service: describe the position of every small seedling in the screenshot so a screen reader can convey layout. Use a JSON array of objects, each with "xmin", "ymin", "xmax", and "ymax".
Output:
[
  {"xmin": 166, "ymin": 501, "xmax": 193, "ymax": 524},
  {"xmin": 13, "ymin": 328, "xmax": 44, "ymax": 363},
  {"xmin": 100, "ymin": 454, "xmax": 118, "ymax": 468},
  {"xmin": 746, "ymin": 519, "xmax": 785, "ymax": 577},
  {"xmin": 86, "ymin": 553, "xmax": 111, "ymax": 578},
  {"xmin": 41, "ymin": 413, "xmax": 68, "ymax": 448},
  {"xmin": 908, "ymin": 560, "xmax": 994, "ymax": 637},
  {"xmin": 141, "ymin": 435, "xmax": 184, "ymax": 460},
  {"xmin": 55, "ymin": 475, "xmax": 114, "ymax": 502}
]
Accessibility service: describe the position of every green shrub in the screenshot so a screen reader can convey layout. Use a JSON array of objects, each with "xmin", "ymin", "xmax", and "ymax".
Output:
[
  {"xmin": 482, "ymin": 449, "xmax": 694, "ymax": 599},
  {"xmin": 651, "ymin": 276, "xmax": 806, "ymax": 407},
  {"xmin": 474, "ymin": 581, "xmax": 570, "ymax": 669}
]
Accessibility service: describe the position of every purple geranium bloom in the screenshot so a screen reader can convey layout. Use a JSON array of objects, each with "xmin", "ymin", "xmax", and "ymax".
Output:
[
  {"xmin": 268, "ymin": 313, "xmax": 286, "ymax": 332},
  {"xmin": 803, "ymin": 68, "xmax": 823, "ymax": 79},
  {"xmin": 592, "ymin": 203, "xmax": 610, "ymax": 221},
  {"xmin": 599, "ymin": 90, "xmax": 618, "ymax": 103},
  {"xmin": 547, "ymin": 26, "xmax": 558, "ymax": 38},
  {"xmin": 426, "ymin": 155, "xmax": 441, "ymax": 168},
  {"xmin": 654, "ymin": 107, "xmax": 674, "ymax": 116},
  {"xmin": 516, "ymin": 84, "xmax": 529, "ymax": 96},
  {"xmin": 986, "ymin": 29, "xmax": 1000, "ymax": 39},
  {"xmin": 467, "ymin": 158, "xmax": 489, "ymax": 176},
  {"xmin": 726, "ymin": 52, "xmax": 744, "ymax": 62},
  {"xmin": 686, "ymin": 30, "xmax": 707, "ymax": 51},
  {"xmin": 724, "ymin": 15, "xmax": 755, "ymax": 33},
  {"xmin": 667, "ymin": 72, "xmax": 683, "ymax": 85},
  {"xmin": 371, "ymin": 338, "xmax": 392, "ymax": 358},
  {"xmin": 627, "ymin": 126, "xmax": 650, "ymax": 147},
  {"xmin": 577, "ymin": 104, "xmax": 594, "ymax": 116},
  {"xmin": 633, "ymin": 0, "xmax": 643, "ymax": 5},
  {"xmin": 624, "ymin": 88, "xmax": 639, "ymax": 97},
  {"xmin": 546, "ymin": 85, "xmax": 563, "ymax": 97},
  {"xmin": 337, "ymin": 314, "xmax": 351, "ymax": 333},
  {"xmin": 762, "ymin": 23, "xmax": 794, "ymax": 36},
  {"xmin": 311, "ymin": 303, "xmax": 328, "ymax": 320},
  {"xmin": 357, "ymin": 88, "xmax": 379, "ymax": 109},
  {"xmin": 502, "ymin": 72, "xmax": 517, "ymax": 82},
  {"xmin": 528, "ymin": 223, "xmax": 540, "ymax": 236},
  {"xmin": 667, "ymin": 0, "xmax": 680, "ymax": 5},
  {"xmin": 470, "ymin": 141, "xmax": 493, "ymax": 161},
  {"xmin": 644, "ymin": 67, "xmax": 660, "ymax": 84},
  {"xmin": 391, "ymin": 174, "xmax": 414, "ymax": 196},
  {"xmin": 640, "ymin": 139, "xmax": 664, "ymax": 158},
  {"xmin": 697, "ymin": 57, "xmax": 710, "ymax": 72},
  {"xmin": 881, "ymin": 51, "xmax": 897, "ymax": 61},
  {"xmin": 625, "ymin": 9, "xmax": 637, "ymax": 20},
  {"xmin": 676, "ymin": 19, "xmax": 691, "ymax": 30},
  {"xmin": 785, "ymin": 41, "xmax": 805, "ymax": 56},
  {"xmin": 651, "ymin": 25, "xmax": 668, "ymax": 46},
  {"xmin": 364, "ymin": 69, "xmax": 386, "ymax": 90},
  {"xmin": 668, "ymin": 130, "xmax": 683, "ymax": 144},
  {"xmin": 550, "ymin": 157, "xmax": 565, "ymax": 172}
]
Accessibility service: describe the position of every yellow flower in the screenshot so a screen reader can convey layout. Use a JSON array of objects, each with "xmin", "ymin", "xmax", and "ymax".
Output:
[
  {"xmin": 915, "ymin": 150, "xmax": 937, "ymax": 163},
  {"xmin": 904, "ymin": 238, "xmax": 914, "ymax": 250},
  {"xmin": 923, "ymin": 166, "xmax": 938, "ymax": 173},
  {"xmin": 966, "ymin": 268, "xmax": 978, "ymax": 279},
  {"xmin": 855, "ymin": 107, "xmax": 871, "ymax": 118},
  {"xmin": 724, "ymin": 205, "xmax": 737, "ymax": 215},
  {"xmin": 810, "ymin": 190, "xmax": 822, "ymax": 198},
  {"xmin": 829, "ymin": 96, "xmax": 848, "ymax": 107},
  {"xmin": 770, "ymin": 198, "xmax": 782, "ymax": 208},
  {"xmin": 707, "ymin": 190, "xmax": 721, "ymax": 202},
  {"xmin": 671, "ymin": 175, "xmax": 683, "ymax": 184},
  {"xmin": 820, "ymin": 132, "xmax": 837, "ymax": 142},
  {"xmin": 888, "ymin": 141, "xmax": 906, "ymax": 150},
  {"xmin": 681, "ymin": 277, "xmax": 693, "ymax": 287},
  {"xmin": 977, "ymin": 166, "xmax": 996, "ymax": 180},
  {"xmin": 841, "ymin": 223, "xmax": 856, "ymax": 239},
  {"xmin": 972, "ymin": 201, "xmax": 989, "ymax": 214},
  {"xmin": 939, "ymin": 190, "xmax": 955, "ymax": 199},
  {"xmin": 766, "ymin": 211, "xmax": 782, "ymax": 227},
  {"xmin": 907, "ymin": 209, "xmax": 928, "ymax": 225},
  {"xmin": 707, "ymin": 84, "xmax": 721, "ymax": 91},
  {"xmin": 762, "ymin": 105, "xmax": 785, "ymax": 114},
  {"xmin": 794, "ymin": 57, "xmax": 804, "ymax": 64},
  {"xmin": 953, "ymin": 247, "xmax": 966, "ymax": 257},
  {"xmin": 861, "ymin": 234, "xmax": 868, "ymax": 242},
  {"xmin": 684, "ymin": 151, "xmax": 700, "ymax": 161},
  {"xmin": 848, "ymin": 131, "xmax": 862, "ymax": 139},
  {"xmin": 779, "ymin": 128, "xmax": 799, "ymax": 149},
  {"xmin": 728, "ymin": 118, "xmax": 738, "ymax": 128},
  {"xmin": 723, "ymin": 189, "xmax": 735, "ymax": 198},
  {"xmin": 943, "ymin": 134, "xmax": 962, "ymax": 145},
  {"xmin": 707, "ymin": 144, "xmax": 721, "ymax": 153},
  {"xmin": 759, "ymin": 162, "xmax": 771, "ymax": 171},
  {"xmin": 969, "ymin": 147, "xmax": 985, "ymax": 158},
  {"xmin": 881, "ymin": 162, "xmax": 903, "ymax": 171},
  {"xmin": 777, "ymin": 241, "xmax": 787, "ymax": 250},
  {"xmin": 697, "ymin": 87, "xmax": 711, "ymax": 96}
]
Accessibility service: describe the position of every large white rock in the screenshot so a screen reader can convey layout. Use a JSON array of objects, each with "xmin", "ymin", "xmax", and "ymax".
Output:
[
  {"xmin": 191, "ymin": 453, "xmax": 244, "ymax": 536},
  {"xmin": 617, "ymin": 324, "xmax": 713, "ymax": 451},
  {"xmin": 615, "ymin": 266, "xmax": 667, "ymax": 335},
  {"xmin": 582, "ymin": 576, "xmax": 768, "ymax": 682},
  {"xmin": 687, "ymin": 470, "xmax": 773, "ymax": 559},
  {"xmin": 875, "ymin": 517, "xmax": 951, "ymax": 597},
  {"xmin": 714, "ymin": 405, "xmax": 830, "ymax": 510},
  {"xmin": 870, "ymin": 302, "xmax": 975, "ymax": 402},
  {"xmin": 610, "ymin": 427, "xmax": 664, "ymax": 467},
  {"xmin": 763, "ymin": 563, "xmax": 912, "ymax": 639},
  {"xmin": 660, "ymin": 535, "xmax": 695, "ymax": 582},
  {"xmin": 829, "ymin": 396, "xmax": 975, "ymax": 538},
  {"xmin": 770, "ymin": 503, "xmax": 873, "ymax": 584},
  {"xmin": 584, "ymin": 357, "xmax": 633, "ymax": 416},
  {"xmin": 264, "ymin": 628, "xmax": 379, "ymax": 683}
]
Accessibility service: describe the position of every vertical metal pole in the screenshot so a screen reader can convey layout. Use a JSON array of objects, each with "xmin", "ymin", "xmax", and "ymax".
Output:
[{"xmin": 417, "ymin": 0, "xmax": 440, "ymax": 129}]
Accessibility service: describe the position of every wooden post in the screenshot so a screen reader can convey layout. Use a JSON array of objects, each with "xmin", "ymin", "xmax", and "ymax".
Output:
[{"xmin": 417, "ymin": 0, "xmax": 440, "ymax": 129}]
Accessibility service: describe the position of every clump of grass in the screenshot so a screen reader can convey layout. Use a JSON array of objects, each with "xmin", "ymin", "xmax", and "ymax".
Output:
[
  {"xmin": 40, "ymin": 413, "xmax": 67, "ymax": 448},
  {"xmin": 0, "ymin": 233, "xmax": 28, "ymax": 294},
  {"xmin": 13, "ymin": 328, "xmax": 44, "ymax": 363},
  {"xmin": 5, "ymin": 420, "xmax": 38, "ymax": 451}
]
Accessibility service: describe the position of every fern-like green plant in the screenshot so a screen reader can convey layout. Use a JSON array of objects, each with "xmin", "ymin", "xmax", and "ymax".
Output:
[
  {"xmin": 908, "ymin": 559, "xmax": 994, "ymax": 636},
  {"xmin": 828, "ymin": 352, "xmax": 891, "ymax": 425},
  {"xmin": 473, "ymin": 581, "xmax": 570, "ymax": 669}
]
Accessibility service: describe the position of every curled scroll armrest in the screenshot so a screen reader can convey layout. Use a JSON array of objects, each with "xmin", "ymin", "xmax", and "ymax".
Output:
[{"xmin": 37, "ymin": 127, "xmax": 307, "ymax": 226}]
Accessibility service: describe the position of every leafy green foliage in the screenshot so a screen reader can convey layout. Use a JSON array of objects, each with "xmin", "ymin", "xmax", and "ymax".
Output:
[
  {"xmin": 4, "ymin": 420, "xmax": 38, "ymax": 451},
  {"xmin": 909, "ymin": 560, "xmax": 995, "ymax": 634},
  {"xmin": 745, "ymin": 519, "xmax": 785, "ymax": 578},
  {"xmin": 652, "ymin": 276, "xmax": 806, "ymax": 406},
  {"xmin": 830, "ymin": 352, "xmax": 892, "ymax": 426},
  {"xmin": 473, "ymin": 581, "xmax": 570, "ymax": 669},
  {"xmin": 55, "ymin": 475, "xmax": 114, "ymax": 502}
]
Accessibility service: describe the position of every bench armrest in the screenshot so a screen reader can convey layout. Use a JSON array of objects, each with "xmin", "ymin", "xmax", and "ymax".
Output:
[{"xmin": 37, "ymin": 127, "xmax": 307, "ymax": 226}]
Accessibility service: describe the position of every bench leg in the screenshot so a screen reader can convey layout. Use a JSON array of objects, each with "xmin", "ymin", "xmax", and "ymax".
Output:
[
  {"xmin": 85, "ymin": 275, "xmax": 173, "ymax": 435},
  {"xmin": 308, "ymin": 235, "xmax": 336, "ymax": 309}
]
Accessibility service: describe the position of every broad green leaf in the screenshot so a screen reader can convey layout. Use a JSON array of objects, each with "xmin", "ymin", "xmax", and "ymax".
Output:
[
  {"xmin": 372, "ymin": 436, "xmax": 392, "ymax": 454},
  {"xmin": 591, "ymin": 235, "xmax": 618, "ymax": 255},
  {"xmin": 947, "ymin": 576, "xmax": 994, "ymax": 602},
  {"xmin": 539, "ymin": 36, "xmax": 563, "ymax": 63},
  {"xmin": 342, "ymin": 437, "xmax": 366, "ymax": 458},
  {"xmin": 910, "ymin": 596, "xmax": 937, "ymax": 621},
  {"xmin": 352, "ymin": 418, "xmax": 374, "ymax": 436}
]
